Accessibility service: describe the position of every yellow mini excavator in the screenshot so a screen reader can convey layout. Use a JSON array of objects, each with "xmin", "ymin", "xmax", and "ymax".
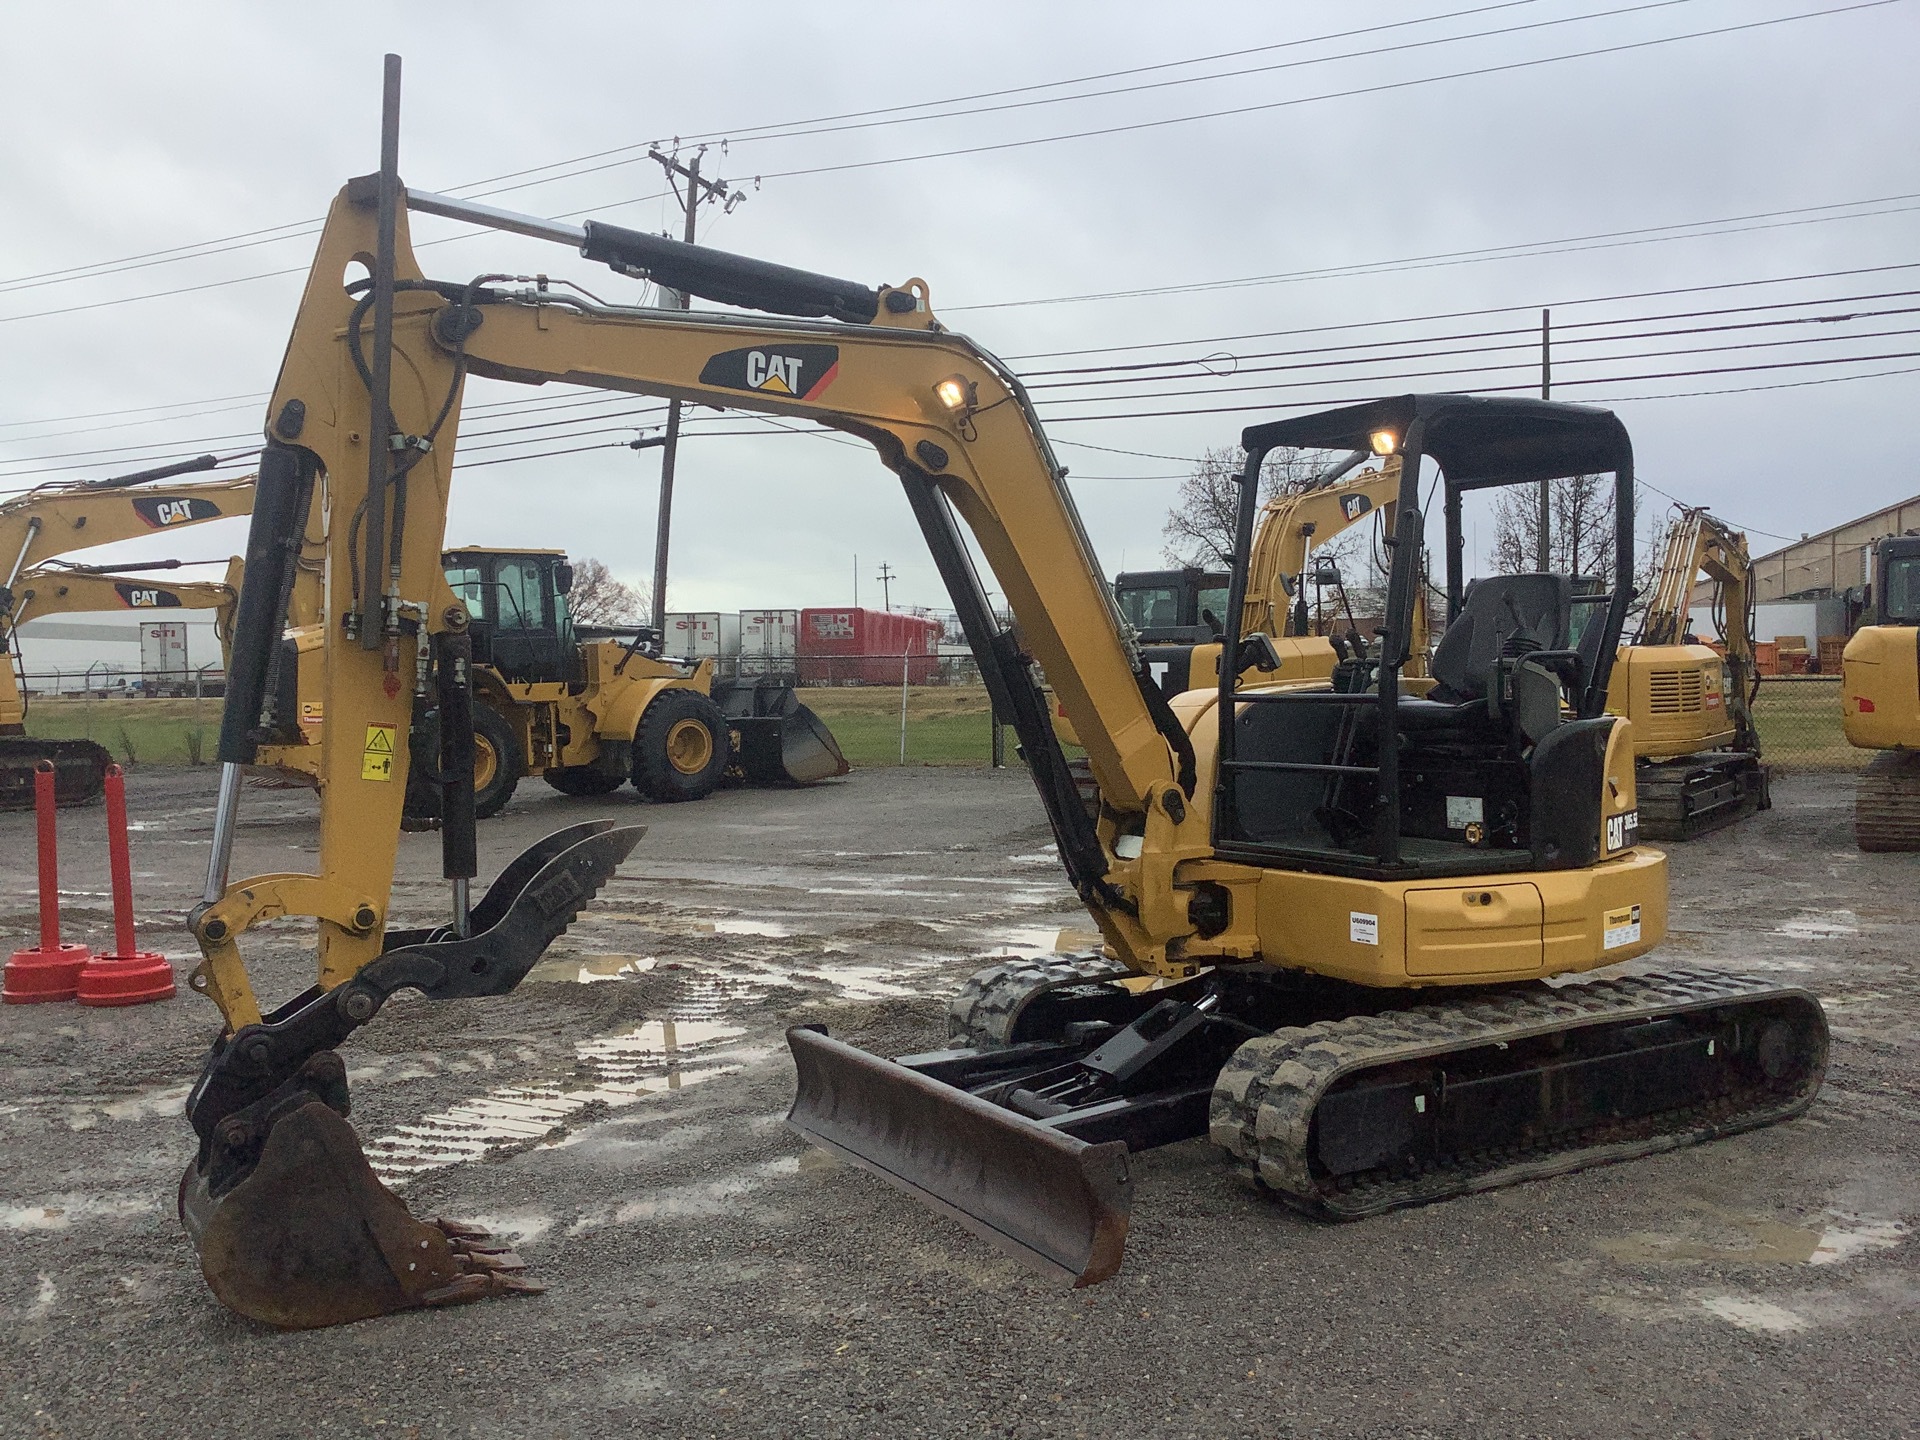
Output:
[
  {"xmin": 1842, "ymin": 533, "xmax": 1920, "ymax": 849},
  {"xmin": 178, "ymin": 98, "xmax": 1826, "ymax": 1327},
  {"xmin": 0, "ymin": 459, "xmax": 253, "ymax": 805},
  {"xmin": 1606, "ymin": 506, "xmax": 1769, "ymax": 839}
]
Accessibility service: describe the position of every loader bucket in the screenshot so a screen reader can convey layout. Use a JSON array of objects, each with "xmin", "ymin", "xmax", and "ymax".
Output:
[
  {"xmin": 785, "ymin": 1026, "xmax": 1132, "ymax": 1286},
  {"xmin": 180, "ymin": 1098, "xmax": 539, "ymax": 1330},
  {"xmin": 716, "ymin": 680, "xmax": 849, "ymax": 786},
  {"xmin": 0, "ymin": 737, "xmax": 110, "ymax": 809}
]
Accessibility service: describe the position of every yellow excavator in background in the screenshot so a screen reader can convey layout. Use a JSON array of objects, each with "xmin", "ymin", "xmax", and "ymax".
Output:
[
  {"xmin": 1606, "ymin": 506, "xmax": 1769, "ymax": 840},
  {"xmin": 176, "ymin": 128, "xmax": 1824, "ymax": 1330},
  {"xmin": 0, "ymin": 460, "xmax": 254, "ymax": 805},
  {"xmin": 1841, "ymin": 533, "xmax": 1920, "ymax": 849}
]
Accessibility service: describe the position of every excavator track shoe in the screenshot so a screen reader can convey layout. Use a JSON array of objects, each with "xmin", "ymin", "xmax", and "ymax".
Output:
[
  {"xmin": 948, "ymin": 953, "xmax": 1133, "ymax": 1048},
  {"xmin": 0, "ymin": 738, "xmax": 110, "ymax": 809},
  {"xmin": 184, "ymin": 1098, "xmax": 540, "ymax": 1329},
  {"xmin": 1211, "ymin": 967, "xmax": 1826, "ymax": 1219},
  {"xmin": 786, "ymin": 1025, "xmax": 1131, "ymax": 1286},
  {"xmin": 1635, "ymin": 753, "xmax": 1770, "ymax": 841},
  {"xmin": 1854, "ymin": 751, "xmax": 1920, "ymax": 852}
]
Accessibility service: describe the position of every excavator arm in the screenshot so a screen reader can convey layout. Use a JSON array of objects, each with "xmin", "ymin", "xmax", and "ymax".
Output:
[
  {"xmin": 180, "ymin": 180, "xmax": 1196, "ymax": 1328},
  {"xmin": 1641, "ymin": 506, "xmax": 1759, "ymax": 743},
  {"xmin": 1240, "ymin": 457, "xmax": 1403, "ymax": 639}
]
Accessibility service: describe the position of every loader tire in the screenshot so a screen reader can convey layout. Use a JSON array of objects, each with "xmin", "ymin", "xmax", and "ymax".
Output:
[
  {"xmin": 633, "ymin": 689, "xmax": 728, "ymax": 803},
  {"xmin": 544, "ymin": 765, "xmax": 625, "ymax": 798},
  {"xmin": 471, "ymin": 703, "xmax": 523, "ymax": 819}
]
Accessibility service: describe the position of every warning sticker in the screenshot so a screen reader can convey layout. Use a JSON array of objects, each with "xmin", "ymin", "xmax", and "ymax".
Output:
[
  {"xmin": 1350, "ymin": 911, "xmax": 1380, "ymax": 946},
  {"xmin": 1603, "ymin": 904, "xmax": 1643, "ymax": 950},
  {"xmin": 361, "ymin": 722, "xmax": 396, "ymax": 782}
]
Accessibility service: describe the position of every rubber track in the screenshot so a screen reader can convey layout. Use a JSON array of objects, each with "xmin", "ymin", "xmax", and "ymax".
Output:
[
  {"xmin": 1210, "ymin": 966, "xmax": 1826, "ymax": 1219},
  {"xmin": 948, "ymin": 953, "xmax": 1131, "ymax": 1048},
  {"xmin": 1635, "ymin": 752, "xmax": 1767, "ymax": 841},
  {"xmin": 1855, "ymin": 751, "xmax": 1920, "ymax": 852}
]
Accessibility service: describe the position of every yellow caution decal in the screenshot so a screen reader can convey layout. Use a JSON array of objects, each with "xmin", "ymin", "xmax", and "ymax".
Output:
[{"xmin": 361, "ymin": 723, "xmax": 396, "ymax": 781}]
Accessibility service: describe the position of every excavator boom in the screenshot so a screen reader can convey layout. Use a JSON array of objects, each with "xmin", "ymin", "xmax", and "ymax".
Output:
[{"xmin": 0, "ymin": 471, "xmax": 253, "ymax": 805}]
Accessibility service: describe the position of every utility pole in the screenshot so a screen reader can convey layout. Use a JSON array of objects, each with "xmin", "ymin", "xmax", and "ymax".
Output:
[
  {"xmin": 1538, "ymin": 308, "xmax": 1552, "ymax": 572},
  {"xmin": 646, "ymin": 147, "xmax": 740, "ymax": 630},
  {"xmin": 876, "ymin": 562, "xmax": 896, "ymax": 611}
]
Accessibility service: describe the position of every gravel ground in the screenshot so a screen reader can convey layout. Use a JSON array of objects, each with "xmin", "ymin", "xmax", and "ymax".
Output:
[{"xmin": 0, "ymin": 765, "xmax": 1914, "ymax": 1440}]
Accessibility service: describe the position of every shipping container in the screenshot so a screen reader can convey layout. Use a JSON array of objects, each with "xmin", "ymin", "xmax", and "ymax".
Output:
[
  {"xmin": 738, "ymin": 609, "xmax": 799, "ymax": 678},
  {"xmin": 798, "ymin": 607, "xmax": 942, "ymax": 684},
  {"xmin": 663, "ymin": 611, "xmax": 741, "ymax": 662}
]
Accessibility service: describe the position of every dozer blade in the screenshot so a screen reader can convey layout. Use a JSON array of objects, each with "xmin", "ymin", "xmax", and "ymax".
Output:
[
  {"xmin": 786, "ymin": 1026, "xmax": 1131, "ymax": 1286},
  {"xmin": 182, "ymin": 1096, "xmax": 539, "ymax": 1330},
  {"xmin": 0, "ymin": 737, "xmax": 110, "ymax": 808}
]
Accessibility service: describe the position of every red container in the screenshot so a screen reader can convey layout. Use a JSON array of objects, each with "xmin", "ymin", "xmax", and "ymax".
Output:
[{"xmin": 798, "ymin": 607, "xmax": 942, "ymax": 685}]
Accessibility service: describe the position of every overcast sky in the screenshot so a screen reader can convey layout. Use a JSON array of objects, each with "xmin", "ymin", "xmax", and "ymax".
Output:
[{"xmin": 3, "ymin": 0, "xmax": 1915, "ymax": 632}]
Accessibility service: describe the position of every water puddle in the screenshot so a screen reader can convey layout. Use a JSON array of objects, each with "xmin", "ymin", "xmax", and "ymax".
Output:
[
  {"xmin": 1699, "ymin": 1297, "xmax": 1809, "ymax": 1333},
  {"xmin": 980, "ymin": 925, "xmax": 1104, "ymax": 959},
  {"xmin": 1599, "ymin": 1206, "xmax": 1908, "ymax": 1267},
  {"xmin": 362, "ymin": 1020, "xmax": 750, "ymax": 1186},
  {"xmin": 1772, "ymin": 909, "xmax": 1859, "ymax": 940},
  {"xmin": 0, "ymin": 1194, "xmax": 159, "ymax": 1231}
]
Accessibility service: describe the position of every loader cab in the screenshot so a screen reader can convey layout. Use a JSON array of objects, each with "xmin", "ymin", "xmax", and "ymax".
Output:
[
  {"xmin": 442, "ymin": 548, "xmax": 582, "ymax": 686},
  {"xmin": 1871, "ymin": 536, "xmax": 1920, "ymax": 625},
  {"xmin": 1213, "ymin": 395, "xmax": 1638, "ymax": 880},
  {"xmin": 1114, "ymin": 567, "xmax": 1231, "ymax": 643}
]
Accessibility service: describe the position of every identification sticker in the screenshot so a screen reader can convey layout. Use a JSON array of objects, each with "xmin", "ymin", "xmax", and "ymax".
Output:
[
  {"xmin": 1350, "ymin": 911, "xmax": 1380, "ymax": 946},
  {"xmin": 361, "ymin": 722, "xmax": 396, "ymax": 782},
  {"xmin": 1445, "ymin": 795, "xmax": 1484, "ymax": 830},
  {"xmin": 1605, "ymin": 809, "xmax": 1640, "ymax": 852},
  {"xmin": 1603, "ymin": 903, "xmax": 1643, "ymax": 950},
  {"xmin": 300, "ymin": 702, "xmax": 325, "ymax": 726}
]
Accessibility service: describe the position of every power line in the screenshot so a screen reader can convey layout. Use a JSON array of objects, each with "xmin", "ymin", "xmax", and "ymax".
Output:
[
  {"xmin": 0, "ymin": 1, "xmax": 1577, "ymax": 295},
  {"xmin": 1, "ymin": 1, "xmax": 1893, "ymax": 321}
]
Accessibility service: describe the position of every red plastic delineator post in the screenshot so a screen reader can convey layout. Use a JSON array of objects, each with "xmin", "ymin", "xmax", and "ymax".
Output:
[
  {"xmin": 4, "ymin": 762, "xmax": 91, "ymax": 1003},
  {"xmin": 77, "ymin": 765, "xmax": 174, "ymax": 1007}
]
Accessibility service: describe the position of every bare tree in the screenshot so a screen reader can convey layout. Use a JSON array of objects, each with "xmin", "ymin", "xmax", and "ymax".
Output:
[
  {"xmin": 1488, "ymin": 479, "xmax": 1668, "ymax": 606},
  {"xmin": 568, "ymin": 557, "xmax": 647, "ymax": 626},
  {"xmin": 1161, "ymin": 446, "xmax": 1345, "ymax": 568}
]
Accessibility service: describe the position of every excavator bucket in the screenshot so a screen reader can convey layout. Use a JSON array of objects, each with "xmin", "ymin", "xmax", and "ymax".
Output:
[
  {"xmin": 785, "ymin": 1026, "xmax": 1132, "ymax": 1286},
  {"xmin": 715, "ymin": 679, "xmax": 850, "ymax": 786},
  {"xmin": 0, "ymin": 737, "xmax": 110, "ymax": 808},
  {"xmin": 181, "ymin": 1095, "xmax": 538, "ymax": 1330}
]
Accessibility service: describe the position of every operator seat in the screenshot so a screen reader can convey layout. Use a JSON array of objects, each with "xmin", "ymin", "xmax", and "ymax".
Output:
[{"xmin": 1428, "ymin": 574, "xmax": 1572, "ymax": 704}]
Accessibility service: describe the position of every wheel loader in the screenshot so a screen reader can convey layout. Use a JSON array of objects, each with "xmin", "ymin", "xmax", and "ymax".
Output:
[
  {"xmin": 175, "ymin": 105, "xmax": 1825, "ymax": 1329},
  {"xmin": 1842, "ymin": 533, "xmax": 1920, "ymax": 849},
  {"xmin": 250, "ymin": 544, "xmax": 846, "ymax": 817},
  {"xmin": 0, "ymin": 457, "xmax": 254, "ymax": 806},
  {"xmin": 1605, "ymin": 506, "xmax": 1770, "ymax": 839}
]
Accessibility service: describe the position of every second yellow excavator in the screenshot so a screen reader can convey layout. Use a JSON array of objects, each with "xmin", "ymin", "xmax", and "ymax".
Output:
[
  {"xmin": 172, "ymin": 118, "xmax": 1826, "ymax": 1329},
  {"xmin": 0, "ymin": 459, "xmax": 254, "ymax": 804},
  {"xmin": 1842, "ymin": 533, "xmax": 1920, "ymax": 849},
  {"xmin": 1606, "ymin": 506, "xmax": 1769, "ymax": 840}
]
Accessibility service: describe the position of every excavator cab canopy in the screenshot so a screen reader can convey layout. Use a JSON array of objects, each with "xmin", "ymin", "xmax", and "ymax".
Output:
[
  {"xmin": 1214, "ymin": 395, "xmax": 1637, "ymax": 879},
  {"xmin": 1872, "ymin": 535, "xmax": 1920, "ymax": 626},
  {"xmin": 1112, "ymin": 567, "xmax": 1230, "ymax": 643}
]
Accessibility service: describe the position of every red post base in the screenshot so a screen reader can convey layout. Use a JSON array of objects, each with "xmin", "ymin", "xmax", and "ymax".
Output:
[
  {"xmin": 76, "ymin": 951, "xmax": 175, "ymax": 1007},
  {"xmin": 4, "ymin": 942, "xmax": 93, "ymax": 1004}
]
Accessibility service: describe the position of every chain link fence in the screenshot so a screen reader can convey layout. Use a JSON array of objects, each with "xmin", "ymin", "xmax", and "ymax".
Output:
[{"xmin": 1751, "ymin": 676, "xmax": 1863, "ymax": 773}]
